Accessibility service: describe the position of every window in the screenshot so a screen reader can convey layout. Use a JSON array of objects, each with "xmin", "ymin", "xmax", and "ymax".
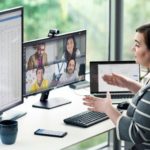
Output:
[
  {"xmin": 0, "ymin": 0, "xmax": 110, "ymax": 149},
  {"xmin": 123, "ymin": 0, "xmax": 150, "ymax": 60},
  {"xmin": 1, "ymin": 0, "xmax": 110, "ymax": 68}
]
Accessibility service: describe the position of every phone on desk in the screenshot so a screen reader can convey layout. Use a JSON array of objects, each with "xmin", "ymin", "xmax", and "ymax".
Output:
[{"xmin": 34, "ymin": 129, "xmax": 67, "ymax": 138}]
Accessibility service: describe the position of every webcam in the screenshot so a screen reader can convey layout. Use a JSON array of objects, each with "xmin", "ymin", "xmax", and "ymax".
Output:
[{"xmin": 48, "ymin": 29, "xmax": 60, "ymax": 38}]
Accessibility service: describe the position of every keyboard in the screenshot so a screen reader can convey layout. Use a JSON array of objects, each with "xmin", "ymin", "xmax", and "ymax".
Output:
[
  {"xmin": 94, "ymin": 94, "xmax": 133, "ymax": 104},
  {"xmin": 64, "ymin": 111, "xmax": 108, "ymax": 128},
  {"xmin": 94, "ymin": 94, "xmax": 134, "ymax": 99},
  {"xmin": 94, "ymin": 94, "xmax": 133, "ymax": 99}
]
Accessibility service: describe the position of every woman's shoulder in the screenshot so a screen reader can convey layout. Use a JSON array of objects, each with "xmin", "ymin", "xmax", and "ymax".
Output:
[
  {"xmin": 142, "ymin": 83, "xmax": 150, "ymax": 91},
  {"xmin": 139, "ymin": 84, "xmax": 150, "ymax": 101}
]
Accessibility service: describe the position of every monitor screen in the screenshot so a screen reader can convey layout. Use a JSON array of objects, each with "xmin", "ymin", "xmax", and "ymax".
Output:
[
  {"xmin": 0, "ymin": 7, "xmax": 23, "ymax": 114},
  {"xmin": 90, "ymin": 61, "xmax": 140, "ymax": 94},
  {"xmin": 23, "ymin": 30, "xmax": 86, "ymax": 97}
]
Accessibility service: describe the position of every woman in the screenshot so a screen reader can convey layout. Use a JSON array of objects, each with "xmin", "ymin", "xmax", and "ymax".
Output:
[
  {"xmin": 62, "ymin": 35, "xmax": 80, "ymax": 61},
  {"xmin": 83, "ymin": 24, "xmax": 150, "ymax": 150},
  {"xmin": 59, "ymin": 36, "xmax": 81, "ymax": 75}
]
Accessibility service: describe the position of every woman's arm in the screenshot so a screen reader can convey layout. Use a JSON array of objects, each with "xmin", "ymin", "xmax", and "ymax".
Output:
[
  {"xmin": 117, "ymin": 87, "xmax": 150, "ymax": 144},
  {"xmin": 125, "ymin": 77, "xmax": 141, "ymax": 93},
  {"xmin": 103, "ymin": 73, "xmax": 142, "ymax": 94},
  {"xmin": 83, "ymin": 90, "xmax": 150, "ymax": 144}
]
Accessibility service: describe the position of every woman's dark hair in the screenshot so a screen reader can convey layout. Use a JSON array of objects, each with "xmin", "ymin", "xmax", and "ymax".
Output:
[
  {"xmin": 64, "ymin": 35, "xmax": 77, "ymax": 61},
  {"xmin": 136, "ymin": 24, "xmax": 150, "ymax": 49},
  {"xmin": 136, "ymin": 24, "xmax": 150, "ymax": 80}
]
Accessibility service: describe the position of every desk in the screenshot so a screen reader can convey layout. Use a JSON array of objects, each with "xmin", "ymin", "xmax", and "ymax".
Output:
[{"xmin": 0, "ymin": 86, "xmax": 116, "ymax": 150}]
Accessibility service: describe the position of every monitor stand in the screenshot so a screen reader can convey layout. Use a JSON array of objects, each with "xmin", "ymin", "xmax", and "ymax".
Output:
[
  {"xmin": 69, "ymin": 80, "xmax": 89, "ymax": 89},
  {"xmin": 32, "ymin": 90, "xmax": 71, "ymax": 109},
  {"xmin": 0, "ymin": 110, "xmax": 27, "ymax": 121}
]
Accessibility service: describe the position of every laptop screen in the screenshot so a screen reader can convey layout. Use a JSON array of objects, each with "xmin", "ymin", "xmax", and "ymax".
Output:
[{"xmin": 90, "ymin": 61, "xmax": 140, "ymax": 94}]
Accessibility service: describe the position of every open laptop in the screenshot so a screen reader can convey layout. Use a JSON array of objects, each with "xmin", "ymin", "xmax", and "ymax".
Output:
[{"xmin": 90, "ymin": 61, "xmax": 140, "ymax": 103}]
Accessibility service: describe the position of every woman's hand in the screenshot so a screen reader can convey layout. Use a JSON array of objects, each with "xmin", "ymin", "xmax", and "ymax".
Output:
[
  {"xmin": 83, "ymin": 92, "xmax": 112, "ymax": 114},
  {"xmin": 102, "ymin": 73, "xmax": 129, "ymax": 88},
  {"xmin": 83, "ymin": 92, "xmax": 122, "ymax": 125}
]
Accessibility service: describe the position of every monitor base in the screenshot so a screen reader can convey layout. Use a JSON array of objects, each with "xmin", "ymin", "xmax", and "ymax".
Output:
[
  {"xmin": 69, "ymin": 80, "xmax": 89, "ymax": 89},
  {"xmin": 0, "ymin": 110, "xmax": 27, "ymax": 121},
  {"xmin": 32, "ymin": 97, "xmax": 71, "ymax": 109}
]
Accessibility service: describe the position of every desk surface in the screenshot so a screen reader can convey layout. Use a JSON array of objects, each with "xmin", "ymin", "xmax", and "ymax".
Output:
[{"xmin": 0, "ymin": 86, "xmax": 115, "ymax": 150}]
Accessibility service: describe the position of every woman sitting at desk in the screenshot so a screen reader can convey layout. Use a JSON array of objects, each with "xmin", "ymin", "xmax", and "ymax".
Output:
[{"xmin": 83, "ymin": 24, "xmax": 150, "ymax": 150}]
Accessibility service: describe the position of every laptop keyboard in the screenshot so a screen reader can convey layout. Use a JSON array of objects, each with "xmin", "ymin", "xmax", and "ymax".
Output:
[
  {"xmin": 94, "ymin": 94, "xmax": 133, "ymax": 99},
  {"xmin": 64, "ymin": 111, "xmax": 108, "ymax": 128}
]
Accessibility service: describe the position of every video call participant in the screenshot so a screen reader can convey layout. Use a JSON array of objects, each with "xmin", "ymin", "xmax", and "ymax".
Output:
[
  {"xmin": 59, "ymin": 58, "xmax": 79, "ymax": 84},
  {"xmin": 27, "ymin": 43, "xmax": 48, "ymax": 70},
  {"xmin": 30, "ymin": 66, "xmax": 49, "ymax": 92},
  {"xmin": 83, "ymin": 24, "xmax": 150, "ymax": 150},
  {"xmin": 59, "ymin": 35, "xmax": 81, "ymax": 75},
  {"xmin": 62, "ymin": 35, "xmax": 81, "ymax": 61}
]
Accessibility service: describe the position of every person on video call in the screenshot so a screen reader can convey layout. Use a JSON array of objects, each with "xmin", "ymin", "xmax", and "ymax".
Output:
[
  {"xmin": 30, "ymin": 66, "xmax": 48, "ymax": 92},
  {"xmin": 62, "ymin": 35, "xmax": 81, "ymax": 61},
  {"xmin": 59, "ymin": 36, "xmax": 81, "ymax": 74},
  {"xmin": 83, "ymin": 24, "xmax": 150, "ymax": 150},
  {"xmin": 59, "ymin": 58, "xmax": 79, "ymax": 84},
  {"xmin": 27, "ymin": 43, "xmax": 48, "ymax": 70}
]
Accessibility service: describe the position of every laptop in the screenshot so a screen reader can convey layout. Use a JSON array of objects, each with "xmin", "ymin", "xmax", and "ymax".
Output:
[{"xmin": 90, "ymin": 61, "xmax": 140, "ymax": 103}]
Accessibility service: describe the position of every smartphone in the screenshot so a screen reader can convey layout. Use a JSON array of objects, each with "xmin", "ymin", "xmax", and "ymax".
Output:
[{"xmin": 34, "ymin": 129, "xmax": 67, "ymax": 137}]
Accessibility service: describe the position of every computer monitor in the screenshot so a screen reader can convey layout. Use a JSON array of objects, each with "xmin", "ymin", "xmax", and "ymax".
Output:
[
  {"xmin": 0, "ymin": 7, "xmax": 25, "ymax": 120},
  {"xmin": 23, "ymin": 30, "xmax": 86, "ymax": 109}
]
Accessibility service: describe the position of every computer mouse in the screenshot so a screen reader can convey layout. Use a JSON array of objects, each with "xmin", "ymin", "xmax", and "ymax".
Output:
[{"xmin": 117, "ymin": 101, "xmax": 129, "ymax": 110}]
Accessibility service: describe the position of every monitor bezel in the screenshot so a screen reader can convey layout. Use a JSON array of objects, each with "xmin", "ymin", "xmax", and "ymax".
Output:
[
  {"xmin": 23, "ymin": 29, "xmax": 86, "ymax": 97},
  {"xmin": 0, "ymin": 6, "xmax": 24, "ymax": 114}
]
